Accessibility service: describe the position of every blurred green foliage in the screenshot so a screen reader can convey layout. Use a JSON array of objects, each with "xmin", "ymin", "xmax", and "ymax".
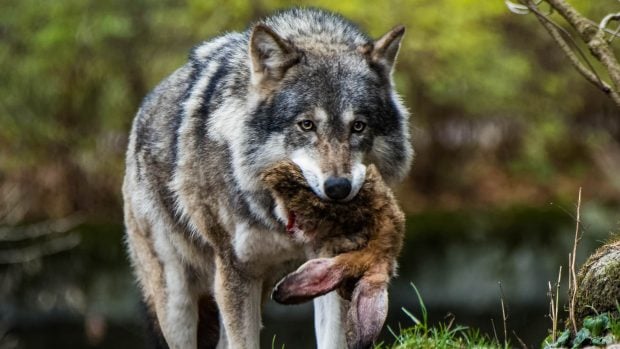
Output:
[{"xmin": 0, "ymin": 0, "xmax": 618, "ymax": 221}]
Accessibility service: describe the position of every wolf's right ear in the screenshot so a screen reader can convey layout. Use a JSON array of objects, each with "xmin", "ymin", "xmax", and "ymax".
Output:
[{"xmin": 249, "ymin": 24, "xmax": 300, "ymax": 85}]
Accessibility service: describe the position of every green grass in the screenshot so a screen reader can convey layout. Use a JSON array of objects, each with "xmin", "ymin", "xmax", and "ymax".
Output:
[
  {"xmin": 271, "ymin": 334, "xmax": 286, "ymax": 349},
  {"xmin": 376, "ymin": 284, "xmax": 507, "ymax": 349},
  {"xmin": 376, "ymin": 322, "xmax": 506, "ymax": 349}
]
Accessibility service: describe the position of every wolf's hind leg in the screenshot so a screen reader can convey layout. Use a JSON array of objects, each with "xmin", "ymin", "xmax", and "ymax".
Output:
[
  {"xmin": 134, "ymin": 222, "xmax": 198, "ymax": 349},
  {"xmin": 124, "ymin": 208, "xmax": 191, "ymax": 348},
  {"xmin": 213, "ymin": 256, "xmax": 262, "ymax": 349}
]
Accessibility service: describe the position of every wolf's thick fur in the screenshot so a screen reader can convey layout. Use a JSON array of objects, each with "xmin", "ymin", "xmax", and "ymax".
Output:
[
  {"xmin": 123, "ymin": 8, "xmax": 412, "ymax": 349},
  {"xmin": 261, "ymin": 161, "xmax": 405, "ymax": 348}
]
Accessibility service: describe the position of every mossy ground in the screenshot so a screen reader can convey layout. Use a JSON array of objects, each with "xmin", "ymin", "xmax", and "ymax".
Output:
[
  {"xmin": 376, "ymin": 312, "xmax": 620, "ymax": 349},
  {"xmin": 377, "ymin": 282, "xmax": 620, "ymax": 349}
]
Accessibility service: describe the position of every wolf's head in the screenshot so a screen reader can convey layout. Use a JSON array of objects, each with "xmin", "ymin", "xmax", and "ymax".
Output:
[{"xmin": 245, "ymin": 9, "xmax": 412, "ymax": 204}]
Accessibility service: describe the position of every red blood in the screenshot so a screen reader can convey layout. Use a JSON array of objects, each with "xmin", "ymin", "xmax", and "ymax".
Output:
[{"xmin": 286, "ymin": 211, "xmax": 296, "ymax": 234}]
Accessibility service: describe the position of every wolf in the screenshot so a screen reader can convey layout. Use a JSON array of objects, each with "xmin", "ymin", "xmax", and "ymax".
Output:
[{"xmin": 123, "ymin": 7, "xmax": 412, "ymax": 349}]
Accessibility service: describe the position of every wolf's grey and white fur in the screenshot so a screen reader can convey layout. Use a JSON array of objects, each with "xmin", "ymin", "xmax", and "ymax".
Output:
[{"xmin": 123, "ymin": 8, "xmax": 412, "ymax": 349}]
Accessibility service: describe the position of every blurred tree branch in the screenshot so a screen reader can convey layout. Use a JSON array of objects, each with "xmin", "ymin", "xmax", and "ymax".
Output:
[
  {"xmin": 507, "ymin": 0, "xmax": 620, "ymax": 108},
  {"xmin": 0, "ymin": 214, "xmax": 84, "ymax": 241},
  {"xmin": 0, "ymin": 234, "xmax": 80, "ymax": 264},
  {"xmin": 0, "ymin": 215, "xmax": 83, "ymax": 264}
]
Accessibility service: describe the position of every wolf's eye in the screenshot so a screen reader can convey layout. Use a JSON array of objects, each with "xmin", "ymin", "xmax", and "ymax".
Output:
[
  {"xmin": 352, "ymin": 121, "xmax": 366, "ymax": 133},
  {"xmin": 298, "ymin": 119, "xmax": 315, "ymax": 132}
]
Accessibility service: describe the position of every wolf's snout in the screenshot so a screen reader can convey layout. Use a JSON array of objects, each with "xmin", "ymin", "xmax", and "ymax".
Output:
[{"xmin": 324, "ymin": 177, "xmax": 352, "ymax": 200}]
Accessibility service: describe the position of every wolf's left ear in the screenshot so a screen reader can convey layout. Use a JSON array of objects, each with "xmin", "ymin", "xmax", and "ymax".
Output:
[
  {"xmin": 249, "ymin": 24, "xmax": 300, "ymax": 85},
  {"xmin": 361, "ymin": 25, "xmax": 405, "ymax": 75}
]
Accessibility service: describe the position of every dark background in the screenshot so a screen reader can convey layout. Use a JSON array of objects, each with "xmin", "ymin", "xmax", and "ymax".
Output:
[{"xmin": 1, "ymin": 0, "xmax": 619, "ymax": 348}]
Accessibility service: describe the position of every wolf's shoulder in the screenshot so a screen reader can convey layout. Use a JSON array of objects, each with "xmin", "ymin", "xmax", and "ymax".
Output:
[{"xmin": 189, "ymin": 32, "xmax": 248, "ymax": 67}]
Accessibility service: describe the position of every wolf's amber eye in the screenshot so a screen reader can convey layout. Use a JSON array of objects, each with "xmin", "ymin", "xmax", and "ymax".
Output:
[
  {"xmin": 298, "ymin": 119, "xmax": 315, "ymax": 131},
  {"xmin": 352, "ymin": 121, "xmax": 366, "ymax": 133}
]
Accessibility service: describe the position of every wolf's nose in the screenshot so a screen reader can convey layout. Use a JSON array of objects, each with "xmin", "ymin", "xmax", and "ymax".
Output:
[{"xmin": 324, "ymin": 177, "xmax": 352, "ymax": 200}]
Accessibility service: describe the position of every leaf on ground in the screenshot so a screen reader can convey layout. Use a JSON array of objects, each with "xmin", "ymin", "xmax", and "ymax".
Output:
[
  {"xmin": 572, "ymin": 328, "xmax": 591, "ymax": 349},
  {"xmin": 583, "ymin": 313, "xmax": 611, "ymax": 337}
]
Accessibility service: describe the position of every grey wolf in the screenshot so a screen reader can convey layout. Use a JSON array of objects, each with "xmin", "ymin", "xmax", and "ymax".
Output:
[
  {"xmin": 123, "ymin": 7, "xmax": 412, "ymax": 349},
  {"xmin": 260, "ymin": 160, "xmax": 405, "ymax": 348}
]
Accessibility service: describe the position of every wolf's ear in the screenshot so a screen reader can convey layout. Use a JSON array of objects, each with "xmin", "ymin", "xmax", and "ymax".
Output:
[
  {"xmin": 360, "ymin": 25, "xmax": 405, "ymax": 75},
  {"xmin": 249, "ymin": 24, "xmax": 300, "ymax": 85}
]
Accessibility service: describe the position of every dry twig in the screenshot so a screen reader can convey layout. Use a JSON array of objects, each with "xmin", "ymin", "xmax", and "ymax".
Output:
[
  {"xmin": 512, "ymin": 330, "xmax": 528, "ymax": 349},
  {"xmin": 498, "ymin": 281, "xmax": 509, "ymax": 346},
  {"xmin": 509, "ymin": 0, "xmax": 620, "ymax": 107},
  {"xmin": 547, "ymin": 265, "xmax": 562, "ymax": 341},
  {"xmin": 491, "ymin": 318, "xmax": 500, "ymax": 345},
  {"xmin": 545, "ymin": 0, "xmax": 620, "ymax": 91},
  {"xmin": 568, "ymin": 187, "xmax": 582, "ymax": 333}
]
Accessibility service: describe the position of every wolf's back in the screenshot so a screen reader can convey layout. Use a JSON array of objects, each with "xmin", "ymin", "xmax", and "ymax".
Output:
[{"xmin": 125, "ymin": 31, "xmax": 248, "ymax": 184}]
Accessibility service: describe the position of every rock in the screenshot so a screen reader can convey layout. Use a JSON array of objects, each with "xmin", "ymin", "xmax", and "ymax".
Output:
[{"xmin": 575, "ymin": 237, "xmax": 620, "ymax": 325}]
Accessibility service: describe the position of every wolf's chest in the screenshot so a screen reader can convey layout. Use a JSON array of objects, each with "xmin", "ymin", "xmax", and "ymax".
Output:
[{"xmin": 231, "ymin": 222, "xmax": 304, "ymax": 272}]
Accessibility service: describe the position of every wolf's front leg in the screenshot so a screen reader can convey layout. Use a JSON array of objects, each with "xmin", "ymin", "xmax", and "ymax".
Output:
[
  {"xmin": 213, "ymin": 256, "xmax": 262, "ymax": 349},
  {"xmin": 314, "ymin": 291, "xmax": 348, "ymax": 349}
]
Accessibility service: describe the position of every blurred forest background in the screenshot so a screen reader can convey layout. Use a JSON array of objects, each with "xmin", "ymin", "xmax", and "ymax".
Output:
[{"xmin": 1, "ymin": 0, "xmax": 619, "ymax": 348}]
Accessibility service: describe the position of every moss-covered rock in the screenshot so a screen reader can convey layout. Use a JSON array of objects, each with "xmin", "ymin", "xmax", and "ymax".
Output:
[{"xmin": 575, "ymin": 236, "xmax": 620, "ymax": 325}]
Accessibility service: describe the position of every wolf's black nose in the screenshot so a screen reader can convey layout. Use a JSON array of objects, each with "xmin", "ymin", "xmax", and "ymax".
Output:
[{"xmin": 324, "ymin": 177, "xmax": 352, "ymax": 200}]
